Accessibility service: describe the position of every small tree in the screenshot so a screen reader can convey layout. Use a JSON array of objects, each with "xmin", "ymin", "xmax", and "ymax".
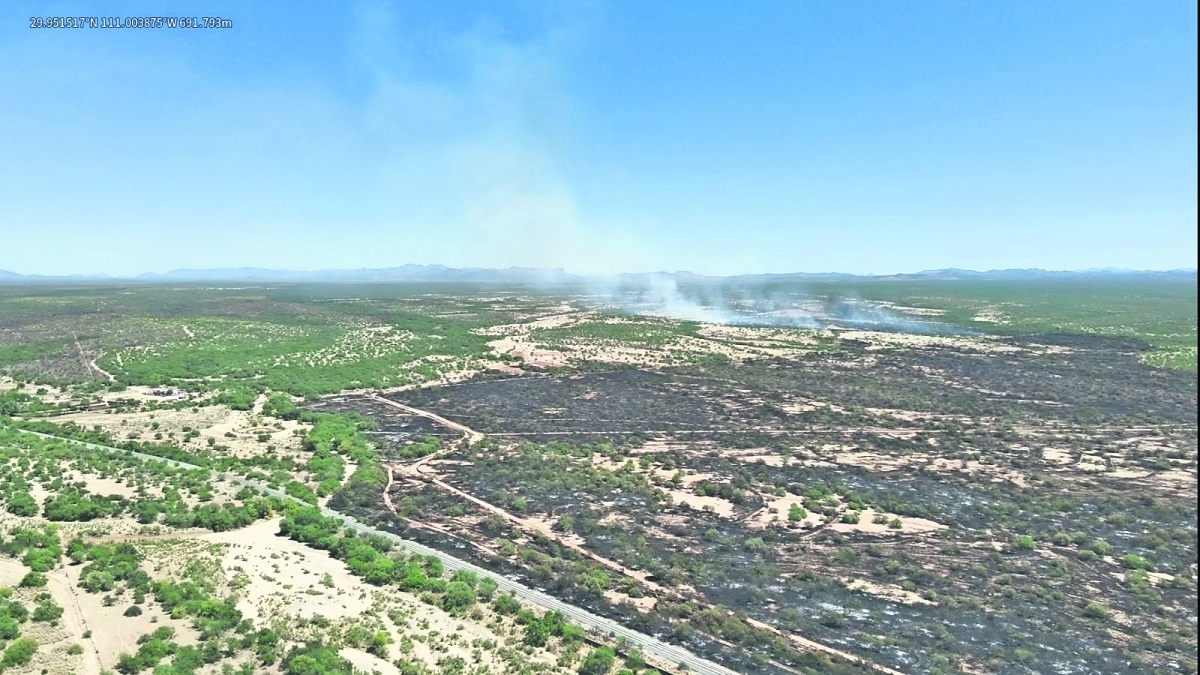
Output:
[
  {"xmin": 1123, "ymin": 554, "xmax": 1150, "ymax": 570},
  {"xmin": 444, "ymin": 581, "xmax": 476, "ymax": 614},
  {"xmin": 367, "ymin": 631, "xmax": 392, "ymax": 657}
]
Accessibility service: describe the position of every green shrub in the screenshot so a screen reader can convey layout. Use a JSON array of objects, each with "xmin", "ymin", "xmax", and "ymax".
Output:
[
  {"xmin": 18, "ymin": 571, "xmax": 47, "ymax": 588},
  {"xmin": 32, "ymin": 602, "xmax": 64, "ymax": 623},
  {"xmin": 1, "ymin": 637, "xmax": 38, "ymax": 669},
  {"xmin": 477, "ymin": 576, "xmax": 498, "ymax": 600},
  {"xmin": 443, "ymin": 581, "xmax": 476, "ymax": 614},
  {"xmin": 1123, "ymin": 554, "xmax": 1151, "ymax": 570},
  {"xmin": 579, "ymin": 646, "xmax": 616, "ymax": 675},
  {"xmin": 492, "ymin": 593, "xmax": 521, "ymax": 615}
]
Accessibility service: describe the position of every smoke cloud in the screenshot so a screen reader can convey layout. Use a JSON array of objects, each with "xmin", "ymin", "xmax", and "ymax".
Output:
[{"xmin": 582, "ymin": 274, "xmax": 965, "ymax": 334}]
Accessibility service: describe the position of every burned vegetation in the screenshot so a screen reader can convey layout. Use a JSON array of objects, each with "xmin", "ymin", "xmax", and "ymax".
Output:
[
  {"xmin": 1, "ymin": 282, "xmax": 1194, "ymax": 674},
  {"xmin": 323, "ymin": 334, "xmax": 1197, "ymax": 674}
]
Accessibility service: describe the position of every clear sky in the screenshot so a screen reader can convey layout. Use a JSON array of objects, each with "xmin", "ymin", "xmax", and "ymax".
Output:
[{"xmin": 1, "ymin": 1, "xmax": 1196, "ymax": 276}]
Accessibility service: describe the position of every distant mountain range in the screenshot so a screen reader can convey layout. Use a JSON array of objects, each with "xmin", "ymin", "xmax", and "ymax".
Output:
[{"xmin": 0, "ymin": 265, "xmax": 1194, "ymax": 284}]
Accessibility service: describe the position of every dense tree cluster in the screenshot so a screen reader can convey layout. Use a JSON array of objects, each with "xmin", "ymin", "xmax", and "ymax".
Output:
[
  {"xmin": 0, "ymin": 525, "xmax": 62, "ymax": 572},
  {"xmin": 42, "ymin": 489, "xmax": 129, "ymax": 521},
  {"xmin": 0, "ymin": 390, "xmax": 58, "ymax": 417}
]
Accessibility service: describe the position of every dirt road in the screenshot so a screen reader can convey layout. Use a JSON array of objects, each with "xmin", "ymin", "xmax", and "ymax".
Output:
[{"xmin": 366, "ymin": 393, "xmax": 485, "ymax": 444}]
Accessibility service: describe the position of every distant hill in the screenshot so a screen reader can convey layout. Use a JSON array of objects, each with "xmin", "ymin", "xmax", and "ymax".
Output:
[
  {"xmin": 0, "ymin": 265, "xmax": 1194, "ymax": 284},
  {"xmin": 132, "ymin": 265, "xmax": 581, "ymax": 283},
  {"xmin": 892, "ymin": 268, "xmax": 1198, "ymax": 281}
]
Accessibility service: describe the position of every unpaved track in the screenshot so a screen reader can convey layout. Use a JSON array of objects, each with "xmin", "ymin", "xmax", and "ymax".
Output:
[
  {"xmin": 374, "ymin": 398, "xmax": 905, "ymax": 675},
  {"xmin": 366, "ymin": 393, "xmax": 485, "ymax": 444},
  {"xmin": 15, "ymin": 428, "xmax": 742, "ymax": 675},
  {"xmin": 394, "ymin": 460, "xmax": 902, "ymax": 675},
  {"xmin": 394, "ymin": 459, "xmax": 671, "ymax": 594},
  {"xmin": 0, "ymin": 558, "xmax": 103, "ymax": 675},
  {"xmin": 74, "ymin": 332, "xmax": 114, "ymax": 382},
  {"xmin": 18, "ymin": 389, "xmax": 908, "ymax": 675}
]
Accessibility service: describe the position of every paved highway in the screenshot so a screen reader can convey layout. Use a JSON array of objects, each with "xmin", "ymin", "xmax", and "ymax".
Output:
[{"xmin": 18, "ymin": 428, "xmax": 744, "ymax": 675}]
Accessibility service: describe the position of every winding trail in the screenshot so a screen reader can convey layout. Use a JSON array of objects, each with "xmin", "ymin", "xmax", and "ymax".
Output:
[{"xmin": 74, "ymin": 332, "xmax": 114, "ymax": 382}]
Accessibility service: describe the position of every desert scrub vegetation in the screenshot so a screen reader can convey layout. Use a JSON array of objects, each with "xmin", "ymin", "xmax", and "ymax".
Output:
[
  {"xmin": 0, "ymin": 285, "xmax": 504, "ymax": 392},
  {"xmin": 0, "ymin": 423, "xmax": 293, "ymax": 531},
  {"xmin": 96, "ymin": 312, "xmax": 494, "ymax": 396},
  {"xmin": 0, "ymin": 281, "xmax": 1195, "ymax": 674}
]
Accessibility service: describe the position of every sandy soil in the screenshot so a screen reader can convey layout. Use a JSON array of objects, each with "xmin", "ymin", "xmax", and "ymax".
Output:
[
  {"xmin": 201, "ymin": 518, "xmax": 374, "ymax": 623},
  {"xmin": 3, "ymin": 513, "xmax": 579, "ymax": 675},
  {"xmin": 844, "ymin": 577, "xmax": 936, "ymax": 606},
  {"xmin": 971, "ymin": 308, "xmax": 1010, "ymax": 324},
  {"xmin": 603, "ymin": 589, "xmax": 657, "ymax": 611},
  {"xmin": 480, "ymin": 310, "xmax": 829, "ymax": 369},
  {"xmin": 341, "ymin": 648, "xmax": 399, "ymax": 674},
  {"xmin": 828, "ymin": 508, "xmax": 947, "ymax": 535},
  {"xmin": 696, "ymin": 324, "xmax": 822, "ymax": 345},
  {"xmin": 57, "ymin": 474, "xmax": 144, "ymax": 499},
  {"xmin": 475, "ymin": 311, "xmax": 591, "ymax": 336},
  {"xmin": 1, "ymin": 541, "xmax": 206, "ymax": 675},
  {"xmin": 1042, "ymin": 447, "xmax": 1073, "ymax": 464},
  {"xmin": 487, "ymin": 335, "xmax": 571, "ymax": 368},
  {"xmin": 753, "ymin": 494, "xmax": 822, "ymax": 529},
  {"xmin": 833, "ymin": 451, "xmax": 914, "ymax": 473},
  {"xmin": 838, "ymin": 330, "xmax": 1021, "ymax": 353},
  {"xmin": 663, "ymin": 489, "xmax": 736, "ymax": 517},
  {"xmin": 202, "ymin": 518, "xmax": 571, "ymax": 672},
  {"xmin": 56, "ymin": 404, "xmax": 310, "ymax": 462},
  {"xmin": 870, "ymin": 302, "xmax": 948, "ymax": 317},
  {"xmin": 0, "ymin": 559, "xmax": 90, "ymax": 675}
]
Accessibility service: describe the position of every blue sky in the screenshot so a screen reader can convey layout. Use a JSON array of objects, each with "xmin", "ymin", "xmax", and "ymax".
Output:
[{"xmin": 1, "ymin": 1, "xmax": 1196, "ymax": 276}]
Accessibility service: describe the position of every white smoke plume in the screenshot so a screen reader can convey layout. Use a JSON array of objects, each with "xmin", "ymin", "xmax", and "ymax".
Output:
[{"xmin": 580, "ymin": 274, "xmax": 965, "ymax": 334}]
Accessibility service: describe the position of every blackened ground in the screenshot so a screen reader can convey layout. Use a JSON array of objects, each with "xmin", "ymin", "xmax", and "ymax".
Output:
[
  {"xmin": 326, "ymin": 337, "xmax": 1196, "ymax": 673},
  {"xmin": 390, "ymin": 339, "xmax": 1196, "ymax": 432}
]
